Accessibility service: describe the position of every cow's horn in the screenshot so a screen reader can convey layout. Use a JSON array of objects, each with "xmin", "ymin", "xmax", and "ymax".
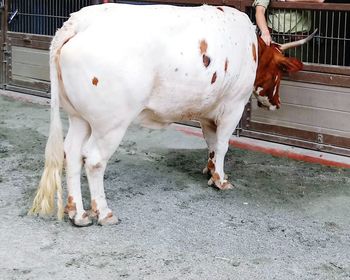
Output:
[{"xmin": 278, "ymin": 29, "xmax": 318, "ymax": 51}]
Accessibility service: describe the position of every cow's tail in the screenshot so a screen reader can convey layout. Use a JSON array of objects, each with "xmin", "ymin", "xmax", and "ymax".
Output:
[{"xmin": 29, "ymin": 21, "xmax": 77, "ymax": 220}]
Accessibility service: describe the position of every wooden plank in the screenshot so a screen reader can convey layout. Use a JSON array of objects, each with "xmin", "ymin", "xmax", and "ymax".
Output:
[
  {"xmin": 8, "ymin": 32, "xmax": 51, "ymax": 50},
  {"xmin": 286, "ymin": 71, "xmax": 350, "ymax": 88},
  {"xmin": 12, "ymin": 46, "xmax": 49, "ymax": 67},
  {"xmin": 241, "ymin": 129, "xmax": 350, "ymax": 157},
  {"xmin": 10, "ymin": 76, "xmax": 50, "ymax": 93},
  {"xmin": 251, "ymin": 102, "xmax": 350, "ymax": 137},
  {"xmin": 279, "ymin": 81, "xmax": 350, "ymax": 112},
  {"xmin": 251, "ymin": 117, "xmax": 350, "ymax": 139},
  {"xmin": 12, "ymin": 62, "xmax": 50, "ymax": 81}
]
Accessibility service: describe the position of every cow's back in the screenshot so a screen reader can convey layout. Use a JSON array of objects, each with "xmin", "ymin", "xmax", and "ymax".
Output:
[{"xmin": 58, "ymin": 4, "xmax": 257, "ymax": 126}]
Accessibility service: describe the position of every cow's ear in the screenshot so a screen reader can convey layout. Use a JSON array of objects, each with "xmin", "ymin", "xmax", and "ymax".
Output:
[{"xmin": 278, "ymin": 57, "xmax": 303, "ymax": 73}]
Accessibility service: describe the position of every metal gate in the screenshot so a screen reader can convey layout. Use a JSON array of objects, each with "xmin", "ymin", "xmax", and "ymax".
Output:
[
  {"xmin": 0, "ymin": 0, "xmax": 349, "ymax": 156},
  {"xmin": 240, "ymin": 1, "xmax": 350, "ymax": 156},
  {"xmin": 0, "ymin": 0, "xmax": 91, "ymax": 96}
]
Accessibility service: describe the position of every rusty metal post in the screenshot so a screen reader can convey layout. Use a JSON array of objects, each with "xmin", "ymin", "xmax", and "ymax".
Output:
[{"xmin": 1, "ymin": 0, "xmax": 9, "ymax": 87}]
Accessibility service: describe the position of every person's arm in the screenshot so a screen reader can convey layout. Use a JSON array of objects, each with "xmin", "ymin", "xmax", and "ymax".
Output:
[
  {"xmin": 284, "ymin": 0, "xmax": 324, "ymax": 2},
  {"xmin": 255, "ymin": 5, "xmax": 272, "ymax": 46}
]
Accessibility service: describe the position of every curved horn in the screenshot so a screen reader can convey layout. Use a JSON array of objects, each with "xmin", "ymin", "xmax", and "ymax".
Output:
[{"xmin": 278, "ymin": 29, "xmax": 318, "ymax": 51}]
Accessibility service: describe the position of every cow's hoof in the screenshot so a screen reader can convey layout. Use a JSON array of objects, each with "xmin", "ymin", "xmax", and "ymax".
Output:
[
  {"xmin": 66, "ymin": 210, "xmax": 76, "ymax": 220},
  {"xmin": 218, "ymin": 181, "xmax": 234, "ymax": 190},
  {"xmin": 98, "ymin": 212, "xmax": 119, "ymax": 226},
  {"xmin": 69, "ymin": 213, "xmax": 93, "ymax": 227},
  {"xmin": 208, "ymin": 178, "xmax": 234, "ymax": 190}
]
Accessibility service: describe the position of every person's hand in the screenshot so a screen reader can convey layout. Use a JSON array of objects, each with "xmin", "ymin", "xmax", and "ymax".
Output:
[{"xmin": 261, "ymin": 30, "xmax": 272, "ymax": 46}]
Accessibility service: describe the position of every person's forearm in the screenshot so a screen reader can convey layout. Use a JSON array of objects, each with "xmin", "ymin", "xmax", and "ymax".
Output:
[
  {"xmin": 255, "ymin": 5, "xmax": 272, "ymax": 45},
  {"xmin": 285, "ymin": 0, "xmax": 324, "ymax": 2},
  {"xmin": 255, "ymin": 6, "xmax": 269, "ymax": 34}
]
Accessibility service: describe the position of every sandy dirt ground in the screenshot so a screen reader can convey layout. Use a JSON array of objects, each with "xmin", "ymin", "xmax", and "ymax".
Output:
[{"xmin": 0, "ymin": 94, "xmax": 350, "ymax": 280}]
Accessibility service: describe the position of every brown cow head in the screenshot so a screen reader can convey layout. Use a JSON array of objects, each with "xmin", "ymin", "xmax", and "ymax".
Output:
[{"xmin": 253, "ymin": 30, "xmax": 317, "ymax": 110}]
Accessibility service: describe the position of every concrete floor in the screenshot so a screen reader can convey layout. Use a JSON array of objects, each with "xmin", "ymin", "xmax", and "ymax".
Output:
[{"xmin": 0, "ymin": 93, "xmax": 350, "ymax": 280}]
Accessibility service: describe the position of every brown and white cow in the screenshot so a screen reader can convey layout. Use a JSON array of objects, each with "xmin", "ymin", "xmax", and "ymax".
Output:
[{"xmin": 29, "ymin": 3, "xmax": 314, "ymax": 226}]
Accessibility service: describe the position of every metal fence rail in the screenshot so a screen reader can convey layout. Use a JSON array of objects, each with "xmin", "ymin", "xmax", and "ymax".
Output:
[
  {"xmin": 9, "ymin": 0, "xmax": 91, "ymax": 35},
  {"xmin": 6, "ymin": 0, "xmax": 350, "ymax": 69},
  {"xmin": 267, "ymin": 8, "xmax": 349, "ymax": 67}
]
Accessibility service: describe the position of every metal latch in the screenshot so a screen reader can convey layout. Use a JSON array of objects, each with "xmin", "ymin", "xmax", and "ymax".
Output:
[{"xmin": 8, "ymin": 9, "xmax": 18, "ymax": 24}]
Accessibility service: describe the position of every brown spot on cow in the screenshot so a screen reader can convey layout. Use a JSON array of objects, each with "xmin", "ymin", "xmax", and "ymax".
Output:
[
  {"xmin": 199, "ymin": 39, "xmax": 208, "ymax": 55},
  {"xmin": 211, "ymin": 72, "xmax": 217, "ymax": 84},
  {"xmin": 203, "ymin": 55, "xmax": 211, "ymax": 67},
  {"xmin": 217, "ymin": 7, "xmax": 224, "ymax": 12},
  {"xmin": 209, "ymin": 151, "xmax": 215, "ymax": 159},
  {"xmin": 224, "ymin": 59, "xmax": 229, "ymax": 72},
  {"xmin": 92, "ymin": 77, "xmax": 99, "ymax": 86},
  {"xmin": 252, "ymin": 43, "xmax": 257, "ymax": 62},
  {"xmin": 91, "ymin": 199, "xmax": 99, "ymax": 216},
  {"xmin": 207, "ymin": 159, "xmax": 215, "ymax": 172},
  {"xmin": 212, "ymin": 172, "xmax": 220, "ymax": 182},
  {"xmin": 64, "ymin": 196, "xmax": 76, "ymax": 214}
]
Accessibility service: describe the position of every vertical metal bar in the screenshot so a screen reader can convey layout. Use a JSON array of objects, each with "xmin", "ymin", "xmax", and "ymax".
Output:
[
  {"xmin": 32, "ymin": 0, "xmax": 35, "ymax": 34},
  {"xmin": 48, "ymin": 0, "xmax": 51, "ymax": 35},
  {"xmin": 336, "ymin": 11, "xmax": 341, "ymax": 66},
  {"xmin": 20, "ymin": 0, "xmax": 23, "ymax": 33},
  {"xmin": 40, "ymin": 0, "xmax": 42, "ymax": 34},
  {"xmin": 2, "ymin": 0, "xmax": 9, "ymax": 86},
  {"xmin": 292, "ymin": 9, "xmax": 296, "ymax": 57},
  {"xmin": 312, "ymin": 9, "xmax": 316, "ymax": 64},
  {"xmin": 19, "ymin": 0, "xmax": 21, "ymax": 33},
  {"xmin": 44, "ymin": 0, "xmax": 47, "ymax": 35},
  {"xmin": 330, "ymin": 11, "xmax": 334, "ymax": 65},
  {"xmin": 27, "ymin": 0, "xmax": 29, "ymax": 33},
  {"xmin": 25, "ymin": 0, "xmax": 27, "ymax": 33},
  {"xmin": 45, "ymin": 0, "xmax": 49, "ymax": 35},
  {"xmin": 277, "ymin": 8, "xmax": 280, "ymax": 43},
  {"xmin": 343, "ymin": 12, "xmax": 347, "ymax": 66},
  {"xmin": 41, "ymin": 0, "xmax": 45, "ymax": 35},
  {"xmin": 306, "ymin": 10, "xmax": 309, "ymax": 62},
  {"xmin": 54, "ymin": 0, "xmax": 57, "ymax": 34},
  {"xmin": 318, "ymin": 9, "xmax": 322, "ymax": 64},
  {"xmin": 301, "ymin": 9, "xmax": 305, "ymax": 61},
  {"xmin": 325, "ymin": 11, "xmax": 328, "ymax": 64}
]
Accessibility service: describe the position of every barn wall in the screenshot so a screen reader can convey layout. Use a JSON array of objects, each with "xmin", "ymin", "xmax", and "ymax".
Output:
[
  {"xmin": 12, "ymin": 46, "xmax": 50, "ymax": 83},
  {"xmin": 251, "ymin": 81, "xmax": 350, "ymax": 139}
]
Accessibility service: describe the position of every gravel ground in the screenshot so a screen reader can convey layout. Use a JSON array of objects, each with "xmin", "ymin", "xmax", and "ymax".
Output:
[{"xmin": 0, "ymin": 94, "xmax": 350, "ymax": 280}]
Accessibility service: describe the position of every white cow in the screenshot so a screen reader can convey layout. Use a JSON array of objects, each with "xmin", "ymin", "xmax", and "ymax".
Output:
[{"xmin": 29, "ymin": 3, "xmax": 310, "ymax": 226}]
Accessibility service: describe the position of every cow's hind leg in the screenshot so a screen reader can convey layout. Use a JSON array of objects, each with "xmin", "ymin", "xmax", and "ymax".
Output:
[
  {"xmin": 64, "ymin": 116, "xmax": 92, "ymax": 226},
  {"xmin": 83, "ymin": 123, "xmax": 129, "ymax": 226}
]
